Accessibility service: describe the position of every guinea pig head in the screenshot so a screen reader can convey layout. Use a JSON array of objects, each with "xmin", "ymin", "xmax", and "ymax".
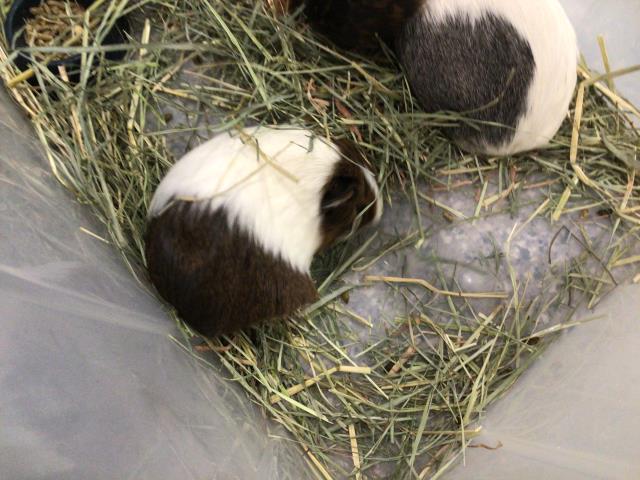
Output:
[{"xmin": 318, "ymin": 139, "xmax": 382, "ymax": 250}]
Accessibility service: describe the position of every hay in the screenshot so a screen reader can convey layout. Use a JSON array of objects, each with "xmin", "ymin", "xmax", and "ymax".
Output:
[{"xmin": 1, "ymin": 0, "xmax": 639, "ymax": 478}]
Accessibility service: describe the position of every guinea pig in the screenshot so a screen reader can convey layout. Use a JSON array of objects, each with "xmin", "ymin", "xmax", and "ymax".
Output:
[
  {"xmin": 145, "ymin": 126, "xmax": 382, "ymax": 337},
  {"xmin": 291, "ymin": 0, "xmax": 578, "ymax": 156}
]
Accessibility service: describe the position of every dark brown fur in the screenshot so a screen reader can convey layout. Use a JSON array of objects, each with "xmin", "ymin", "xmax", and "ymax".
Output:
[
  {"xmin": 145, "ymin": 204, "xmax": 319, "ymax": 337},
  {"xmin": 319, "ymin": 140, "xmax": 378, "ymax": 249},
  {"xmin": 397, "ymin": 13, "xmax": 536, "ymax": 148},
  {"xmin": 290, "ymin": 0, "xmax": 423, "ymax": 54}
]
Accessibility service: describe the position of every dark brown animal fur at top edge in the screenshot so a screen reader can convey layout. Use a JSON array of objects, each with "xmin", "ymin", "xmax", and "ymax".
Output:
[{"xmin": 286, "ymin": 0, "xmax": 423, "ymax": 54}]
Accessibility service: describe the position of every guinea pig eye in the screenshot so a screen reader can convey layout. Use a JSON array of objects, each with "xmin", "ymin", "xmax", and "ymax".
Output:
[{"xmin": 321, "ymin": 175, "xmax": 357, "ymax": 211}]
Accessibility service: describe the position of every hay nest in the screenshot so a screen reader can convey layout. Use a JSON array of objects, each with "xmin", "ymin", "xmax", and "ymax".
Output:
[{"xmin": 1, "ymin": 0, "xmax": 639, "ymax": 477}]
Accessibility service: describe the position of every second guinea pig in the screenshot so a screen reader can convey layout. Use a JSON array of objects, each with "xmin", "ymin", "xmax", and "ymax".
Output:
[
  {"xmin": 145, "ymin": 126, "xmax": 382, "ymax": 337},
  {"xmin": 291, "ymin": 0, "xmax": 578, "ymax": 156}
]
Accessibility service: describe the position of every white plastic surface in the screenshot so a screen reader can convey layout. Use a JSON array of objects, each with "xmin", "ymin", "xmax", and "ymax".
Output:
[
  {"xmin": 0, "ymin": 87, "xmax": 305, "ymax": 480},
  {"xmin": 448, "ymin": 285, "xmax": 640, "ymax": 480},
  {"xmin": 562, "ymin": 0, "xmax": 640, "ymax": 107}
]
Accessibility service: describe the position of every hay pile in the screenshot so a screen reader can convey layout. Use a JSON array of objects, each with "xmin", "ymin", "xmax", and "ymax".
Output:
[{"xmin": 1, "ymin": 0, "xmax": 639, "ymax": 477}]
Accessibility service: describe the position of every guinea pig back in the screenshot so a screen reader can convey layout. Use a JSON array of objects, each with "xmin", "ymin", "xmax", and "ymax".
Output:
[{"xmin": 397, "ymin": 0, "xmax": 578, "ymax": 155}]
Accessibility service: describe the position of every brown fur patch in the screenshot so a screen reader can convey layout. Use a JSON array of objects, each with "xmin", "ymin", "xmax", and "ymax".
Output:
[
  {"xmin": 297, "ymin": 0, "xmax": 424, "ymax": 55},
  {"xmin": 145, "ymin": 203, "xmax": 318, "ymax": 337},
  {"xmin": 319, "ymin": 140, "xmax": 378, "ymax": 249}
]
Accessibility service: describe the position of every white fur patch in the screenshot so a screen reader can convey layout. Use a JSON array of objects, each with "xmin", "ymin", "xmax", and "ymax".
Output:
[
  {"xmin": 149, "ymin": 126, "xmax": 356, "ymax": 273},
  {"xmin": 422, "ymin": 0, "xmax": 578, "ymax": 155}
]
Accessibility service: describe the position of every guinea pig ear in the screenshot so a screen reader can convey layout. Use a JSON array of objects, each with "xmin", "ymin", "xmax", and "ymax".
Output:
[{"xmin": 321, "ymin": 175, "xmax": 357, "ymax": 211}]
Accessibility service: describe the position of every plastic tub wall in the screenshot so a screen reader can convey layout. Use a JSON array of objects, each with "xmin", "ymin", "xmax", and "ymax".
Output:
[{"xmin": 0, "ymin": 88, "xmax": 305, "ymax": 479}]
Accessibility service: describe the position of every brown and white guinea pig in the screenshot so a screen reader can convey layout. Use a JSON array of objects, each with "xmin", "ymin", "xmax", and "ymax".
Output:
[
  {"xmin": 145, "ymin": 126, "xmax": 382, "ymax": 337},
  {"xmin": 289, "ymin": 0, "xmax": 578, "ymax": 156}
]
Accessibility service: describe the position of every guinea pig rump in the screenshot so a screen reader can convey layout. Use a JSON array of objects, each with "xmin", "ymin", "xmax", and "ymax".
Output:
[{"xmin": 145, "ymin": 202, "xmax": 318, "ymax": 337}]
